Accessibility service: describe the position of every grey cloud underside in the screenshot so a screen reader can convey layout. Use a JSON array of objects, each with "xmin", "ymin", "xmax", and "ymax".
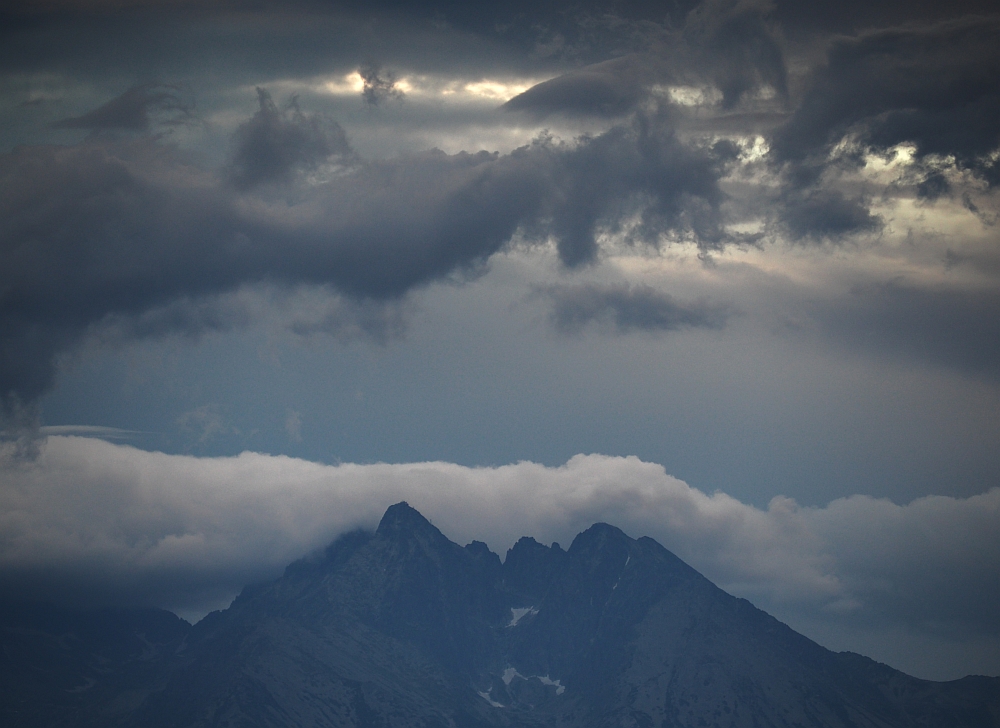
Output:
[
  {"xmin": 772, "ymin": 16, "xmax": 1000, "ymax": 183},
  {"xmin": 228, "ymin": 88, "xmax": 352, "ymax": 190},
  {"xmin": 500, "ymin": 10, "xmax": 1000, "ymax": 248},
  {"xmin": 503, "ymin": 0, "xmax": 787, "ymax": 119},
  {"xmin": 1, "ymin": 5, "xmax": 998, "ymax": 425},
  {"xmin": 357, "ymin": 62, "xmax": 405, "ymax": 107},
  {"xmin": 683, "ymin": 0, "xmax": 787, "ymax": 109},
  {"xmin": 0, "ymin": 93, "xmax": 732, "ymax": 416},
  {"xmin": 816, "ymin": 282, "xmax": 1000, "ymax": 381},
  {"xmin": 532, "ymin": 13, "xmax": 990, "ymax": 244},
  {"xmin": 757, "ymin": 15, "xmax": 1000, "ymax": 241},
  {"xmin": 544, "ymin": 283, "xmax": 732, "ymax": 334},
  {"xmin": 52, "ymin": 81, "xmax": 194, "ymax": 131},
  {"xmin": 503, "ymin": 55, "xmax": 662, "ymax": 118},
  {"xmin": 778, "ymin": 188, "xmax": 881, "ymax": 241}
]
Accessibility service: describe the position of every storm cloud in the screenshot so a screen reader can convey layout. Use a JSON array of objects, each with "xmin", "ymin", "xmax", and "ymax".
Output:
[
  {"xmin": 503, "ymin": 0, "xmax": 787, "ymax": 118},
  {"xmin": 228, "ymin": 88, "xmax": 351, "ymax": 190},
  {"xmin": 53, "ymin": 82, "xmax": 193, "ymax": 132},
  {"xmin": 0, "ymin": 92, "xmax": 734, "ymax": 418},
  {"xmin": 778, "ymin": 188, "xmax": 882, "ymax": 241},
  {"xmin": 771, "ymin": 15, "xmax": 1000, "ymax": 182},
  {"xmin": 503, "ymin": 55, "xmax": 663, "ymax": 118}
]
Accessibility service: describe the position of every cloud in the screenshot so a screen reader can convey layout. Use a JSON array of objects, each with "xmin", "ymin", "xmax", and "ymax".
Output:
[
  {"xmin": 771, "ymin": 16, "xmax": 1000, "ymax": 183},
  {"xmin": 683, "ymin": 0, "xmax": 787, "ymax": 109},
  {"xmin": 176, "ymin": 404, "xmax": 231, "ymax": 445},
  {"xmin": 503, "ymin": 0, "xmax": 786, "ymax": 119},
  {"xmin": 755, "ymin": 15, "xmax": 1000, "ymax": 244},
  {"xmin": 778, "ymin": 188, "xmax": 882, "ymax": 241},
  {"xmin": 503, "ymin": 55, "xmax": 662, "ymax": 118},
  {"xmin": 542, "ymin": 282, "xmax": 732, "ymax": 334},
  {"xmin": 535, "ymin": 117, "xmax": 738, "ymax": 265},
  {"xmin": 37, "ymin": 425, "xmax": 145, "ymax": 439},
  {"xmin": 358, "ymin": 62, "xmax": 404, "ymax": 107},
  {"xmin": 0, "ymin": 96, "xmax": 733, "ymax": 418},
  {"xmin": 814, "ymin": 280, "xmax": 1000, "ymax": 380},
  {"xmin": 228, "ymin": 88, "xmax": 351, "ymax": 190},
  {"xmin": 53, "ymin": 82, "xmax": 193, "ymax": 132},
  {"xmin": 1, "ymin": 437, "xmax": 997, "ymax": 677}
]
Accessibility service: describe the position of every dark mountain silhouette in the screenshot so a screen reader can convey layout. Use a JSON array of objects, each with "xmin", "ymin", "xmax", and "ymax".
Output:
[{"xmin": 2, "ymin": 502, "xmax": 998, "ymax": 727}]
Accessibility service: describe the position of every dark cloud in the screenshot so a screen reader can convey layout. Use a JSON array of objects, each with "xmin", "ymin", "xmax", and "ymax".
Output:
[
  {"xmin": 684, "ymin": 0, "xmax": 787, "ymax": 109},
  {"xmin": 544, "ymin": 282, "xmax": 732, "ymax": 334},
  {"xmin": 916, "ymin": 171, "xmax": 950, "ymax": 201},
  {"xmin": 771, "ymin": 16, "xmax": 1000, "ymax": 183},
  {"xmin": 358, "ymin": 62, "xmax": 404, "ymax": 107},
  {"xmin": 538, "ymin": 116, "xmax": 738, "ymax": 265},
  {"xmin": 769, "ymin": 0, "xmax": 999, "ymax": 35},
  {"xmin": 503, "ymin": 0, "xmax": 787, "ymax": 118},
  {"xmin": 53, "ymin": 82, "xmax": 193, "ymax": 131},
  {"xmin": 0, "ymin": 90, "xmax": 734, "ymax": 419},
  {"xmin": 228, "ymin": 88, "xmax": 351, "ymax": 190},
  {"xmin": 761, "ymin": 17, "xmax": 1000, "ymax": 243},
  {"xmin": 0, "ymin": 5, "xmax": 527, "ymax": 103},
  {"xmin": 778, "ymin": 188, "xmax": 881, "ymax": 241},
  {"xmin": 816, "ymin": 281, "xmax": 1000, "ymax": 381},
  {"xmin": 503, "ymin": 55, "xmax": 661, "ymax": 118}
]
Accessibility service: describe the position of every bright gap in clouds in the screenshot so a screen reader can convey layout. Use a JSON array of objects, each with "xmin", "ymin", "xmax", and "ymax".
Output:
[
  {"xmin": 1, "ymin": 435, "xmax": 997, "ymax": 682},
  {"xmin": 321, "ymin": 72, "xmax": 545, "ymax": 103}
]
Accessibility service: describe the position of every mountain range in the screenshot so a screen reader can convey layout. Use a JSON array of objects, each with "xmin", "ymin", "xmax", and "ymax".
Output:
[{"xmin": 2, "ymin": 502, "xmax": 997, "ymax": 727}]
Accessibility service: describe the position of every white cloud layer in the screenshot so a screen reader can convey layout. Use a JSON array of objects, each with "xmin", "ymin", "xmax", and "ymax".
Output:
[{"xmin": 2, "ymin": 436, "xmax": 997, "ymax": 680}]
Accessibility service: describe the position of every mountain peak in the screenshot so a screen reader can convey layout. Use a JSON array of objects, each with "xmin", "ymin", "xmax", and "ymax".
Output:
[
  {"xmin": 377, "ymin": 501, "xmax": 433, "ymax": 533},
  {"xmin": 5, "ymin": 506, "xmax": 999, "ymax": 728},
  {"xmin": 374, "ymin": 502, "xmax": 457, "ymax": 555},
  {"xmin": 568, "ymin": 521, "xmax": 631, "ymax": 553}
]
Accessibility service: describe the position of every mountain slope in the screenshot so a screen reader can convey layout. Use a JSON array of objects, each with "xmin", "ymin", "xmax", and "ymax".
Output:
[{"xmin": 2, "ymin": 502, "xmax": 997, "ymax": 727}]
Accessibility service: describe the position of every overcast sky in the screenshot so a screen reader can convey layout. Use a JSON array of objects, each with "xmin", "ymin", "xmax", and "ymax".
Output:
[{"xmin": 1, "ymin": 0, "xmax": 999, "ymax": 682}]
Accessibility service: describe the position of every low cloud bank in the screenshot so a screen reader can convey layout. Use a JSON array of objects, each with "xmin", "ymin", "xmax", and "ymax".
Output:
[{"xmin": 2, "ymin": 437, "xmax": 997, "ymax": 669}]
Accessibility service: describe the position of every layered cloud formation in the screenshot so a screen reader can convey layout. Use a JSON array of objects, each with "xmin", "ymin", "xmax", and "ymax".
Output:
[
  {"xmin": 1, "ymin": 95, "xmax": 742, "ymax": 421},
  {"xmin": 4, "ymin": 0, "xmax": 999, "ymax": 425},
  {"xmin": 2, "ymin": 436, "xmax": 997, "ymax": 680}
]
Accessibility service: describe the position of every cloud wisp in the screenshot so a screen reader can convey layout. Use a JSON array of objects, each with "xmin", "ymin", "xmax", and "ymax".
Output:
[
  {"xmin": 53, "ymin": 82, "xmax": 194, "ymax": 132},
  {"xmin": 542, "ymin": 282, "xmax": 733, "ymax": 334}
]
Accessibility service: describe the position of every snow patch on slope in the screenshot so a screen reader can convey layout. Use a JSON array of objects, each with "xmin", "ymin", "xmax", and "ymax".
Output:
[
  {"xmin": 537, "ymin": 675, "xmax": 566, "ymax": 695},
  {"xmin": 507, "ymin": 606, "xmax": 538, "ymax": 627},
  {"xmin": 478, "ymin": 689, "xmax": 504, "ymax": 708}
]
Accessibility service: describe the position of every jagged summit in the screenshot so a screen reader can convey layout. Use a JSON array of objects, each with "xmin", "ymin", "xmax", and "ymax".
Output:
[
  {"xmin": 374, "ymin": 501, "xmax": 460, "ymax": 561},
  {"xmin": 376, "ymin": 500, "xmax": 438, "ymax": 534},
  {"xmin": 566, "ymin": 521, "xmax": 633, "ymax": 560},
  {"xmin": 2, "ymin": 503, "xmax": 997, "ymax": 728}
]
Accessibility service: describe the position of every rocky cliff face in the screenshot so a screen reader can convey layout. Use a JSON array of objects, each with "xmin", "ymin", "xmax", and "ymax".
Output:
[{"xmin": 3, "ymin": 502, "xmax": 998, "ymax": 727}]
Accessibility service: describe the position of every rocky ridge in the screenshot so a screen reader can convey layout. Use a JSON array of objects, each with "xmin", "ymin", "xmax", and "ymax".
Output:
[{"xmin": 2, "ymin": 502, "xmax": 997, "ymax": 727}]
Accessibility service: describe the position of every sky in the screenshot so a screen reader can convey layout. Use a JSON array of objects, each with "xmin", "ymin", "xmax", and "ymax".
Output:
[{"xmin": 1, "ymin": 0, "xmax": 999, "ymax": 682}]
